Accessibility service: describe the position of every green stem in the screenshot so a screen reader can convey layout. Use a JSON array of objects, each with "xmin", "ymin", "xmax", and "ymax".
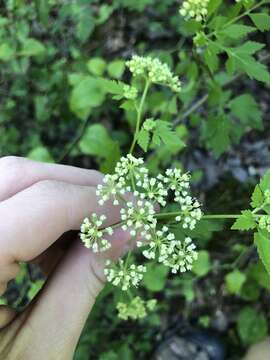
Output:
[
  {"xmin": 155, "ymin": 213, "xmax": 265, "ymax": 220},
  {"xmin": 129, "ymin": 80, "xmax": 151, "ymax": 154}
]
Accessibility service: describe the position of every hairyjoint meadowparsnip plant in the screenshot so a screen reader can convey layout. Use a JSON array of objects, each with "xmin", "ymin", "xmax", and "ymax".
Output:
[{"xmin": 79, "ymin": 52, "xmax": 270, "ymax": 321}]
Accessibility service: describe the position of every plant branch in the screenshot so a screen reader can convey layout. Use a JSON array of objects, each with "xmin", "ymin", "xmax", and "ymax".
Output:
[
  {"xmin": 129, "ymin": 80, "xmax": 150, "ymax": 154},
  {"xmin": 58, "ymin": 116, "xmax": 90, "ymax": 163}
]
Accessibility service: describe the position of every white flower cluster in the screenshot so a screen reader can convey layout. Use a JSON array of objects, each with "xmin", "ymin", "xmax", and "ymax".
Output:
[
  {"xmin": 120, "ymin": 200, "xmax": 156, "ymax": 237},
  {"xmin": 105, "ymin": 259, "xmax": 146, "ymax": 291},
  {"xmin": 81, "ymin": 154, "xmax": 202, "ymax": 290},
  {"xmin": 159, "ymin": 168, "xmax": 202, "ymax": 230},
  {"xmin": 140, "ymin": 226, "xmax": 198, "ymax": 273},
  {"xmin": 179, "ymin": 0, "xmax": 209, "ymax": 22},
  {"xmin": 258, "ymin": 215, "xmax": 270, "ymax": 233},
  {"xmin": 164, "ymin": 237, "xmax": 198, "ymax": 273},
  {"xmin": 80, "ymin": 214, "xmax": 113, "ymax": 252},
  {"xmin": 126, "ymin": 55, "xmax": 181, "ymax": 93}
]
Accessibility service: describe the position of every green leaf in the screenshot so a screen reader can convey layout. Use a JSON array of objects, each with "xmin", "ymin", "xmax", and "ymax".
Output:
[
  {"xmin": 137, "ymin": 129, "xmax": 150, "ymax": 152},
  {"xmin": 20, "ymin": 38, "xmax": 45, "ymax": 56},
  {"xmin": 0, "ymin": 43, "xmax": 14, "ymax": 61},
  {"xmin": 250, "ymin": 13, "xmax": 270, "ymax": 32},
  {"xmin": 87, "ymin": 58, "xmax": 106, "ymax": 76},
  {"xmin": 237, "ymin": 307, "xmax": 268, "ymax": 345},
  {"xmin": 192, "ymin": 250, "xmax": 211, "ymax": 277},
  {"xmin": 231, "ymin": 210, "xmax": 256, "ymax": 231},
  {"xmin": 235, "ymin": 41, "xmax": 265, "ymax": 55},
  {"xmin": 70, "ymin": 76, "xmax": 106, "ymax": 120},
  {"xmin": 204, "ymin": 45, "xmax": 219, "ymax": 74},
  {"xmin": 228, "ymin": 94, "xmax": 262, "ymax": 129},
  {"xmin": 107, "ymin": 60, "xmax": 125, "ymax": 79},
  {"xmin": 225, "ymin": 270, "xmax": 246, "ymax": 294},
  {"xmin": 255, "ymin": 231, "xmax": 270, "ymax": 277},
  {"xmin": 232, "ymin": 52, "xmax": 270, "ymax": 85},
  {"xmin": 221, "ymin": 24, "xmax": 255, "ymax": 39},
  {"xmin": 248, "ymin": 261, "xmax": 270, "ymax": 291},
  {"xmin": 208, "ymin": 0, "xmax": 222, "ymax": 16},
  {"xmin": 79, "ymin": 124, "xmax": 120, "ymax": 173},
  {"xmin": 153, "ymin": 120, "xmax": 183, "ymax": 148},
  {"xmin": 97, "ymin": 78, "xmax": 125, "ymax": 96},
  {"xmin": 259, "ymin": 170, "xmax": 270, "ymax": 192},
  {"xmin": 205, "ymin": 115, "xmax": 231, "ymax": 157},
  {"xmin": 251, "ymin": 185, "xmax": 264, "ymax": 208},
  {"xmin": 143, "ymin": 263, "xmax": 169, "ymax": 292},
  {"xmin": 27, "ymin": 146, "xmax": 54, "ymax": 163}
]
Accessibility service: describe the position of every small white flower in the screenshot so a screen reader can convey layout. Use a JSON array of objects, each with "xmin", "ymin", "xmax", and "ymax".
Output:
[
  {"xmin": 175, "ymin": 197, "xmax": 202, "ymax": 230},
  {"xmin": 120, "ymin": 200, "xmax": 157, "ymax": 237},
  {"xmin": 159, "ymin": 168, "xmax": 190, "ymax": 195},
  {"xmin": 80, "ymin": 214, "xmax": 112, "ymax": 252},
  {"xmin": 105, "ymin": 259, "xmax": 146, "ymax": 291},
  {"xmin": 142, "ymin": 226, "xmax": 175, "ymax": 263},
  {"xmin": 164, "ymin": 237, "xmax": 198, "ymax": 273},
  {"xmin": 139, "ymin": 176, "xmax": 168, "ymax": 206},
  {"xmin": 96, "ymin": 174, "xmax": 126, "ymax": 205}
]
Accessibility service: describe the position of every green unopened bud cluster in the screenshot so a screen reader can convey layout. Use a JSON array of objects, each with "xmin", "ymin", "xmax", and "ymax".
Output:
[
  {"xmin": 117, "ymin": 296, "xmax": 157, "ymax": 321},
  {"xmin": 179, "ymin": 0, "xmax": 209, "ymax": 22},
  {"xmin": 126, "ymin": 55, "xmax": 181, "ymax": 93},
  {"xmin": 259, "ymin": 216, "xmax": 270, "ymax": 233}
]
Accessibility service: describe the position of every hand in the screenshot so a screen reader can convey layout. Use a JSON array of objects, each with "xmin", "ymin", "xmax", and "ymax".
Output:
[{"xmin": 0, "ymin": 157, "xmax": 130, "ymax": 360}]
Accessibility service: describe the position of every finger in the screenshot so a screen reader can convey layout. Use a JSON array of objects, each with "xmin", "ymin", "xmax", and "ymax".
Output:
[
  {"xmin": 0, "ymin": 306, "xmax": 17, "ymax": 329},
  {"xmin": 0, "ymin": 180, "xmax": 122, "ymax": 273},
  {"xmin": 32, "ymin": 231, "xmax": 77, "ymax": 276},
  {"xmin": 0, "ymin": 156, "xmax": 103, "ymax": 202},
  {"xmin": 17, "ymin": 229, "xmax": 130, "ymax": 357}
]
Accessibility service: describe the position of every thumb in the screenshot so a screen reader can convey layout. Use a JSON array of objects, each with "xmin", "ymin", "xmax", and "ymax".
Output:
[{"xmin": 21, "ymin": 229, "xmax": 130, "ymax": 358}]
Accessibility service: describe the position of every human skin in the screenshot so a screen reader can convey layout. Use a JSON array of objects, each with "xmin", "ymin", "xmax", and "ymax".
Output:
[{"xmin": 0, "ymin": 156, "xmax": 131, "ymax": 360}]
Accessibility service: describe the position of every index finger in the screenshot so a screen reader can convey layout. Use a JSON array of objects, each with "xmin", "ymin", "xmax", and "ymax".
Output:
[
  {"xmin": 0, "ymin": 180, "xmax": 122, "ymax": 264},
  {"xmin": 0, "ymin": 156, "xmax": 103, "ymax": 201}
]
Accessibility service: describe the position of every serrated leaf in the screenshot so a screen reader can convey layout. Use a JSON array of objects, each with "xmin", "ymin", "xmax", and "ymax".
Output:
[
  {"xmin": 204, "ymin": 45, "xmax": 219, "ymax": 73},
  {"xmin": 221, "ymin": 24, "xmax": 256, "ymax": 39},
  {"xmin": 228, "ymin": 94, "xmax": 262, "ymax": 129},
  {"xmin": 225, "ymin": 270, "xmax": 246, "ymax": 294},
  {"xmin": 254, "ymin": 231, "xmax": 270, "ymax": 277},
  {"xmin": 206, "ymin": 115, "xmax": 231, "ymax": 157},
  {"xmin": 250, "ymin": 13, "xmax": 270, "ymax": 32},
  {"xmin": 259, "ymin": 170, "xmax": 270, "ymax": 192},
  {"xmin": 235, "ymin": 41, "xmax": 265, "ymax": 55},
  {"xmin": 97, "ymin": 78, "xmax": 124, "ymax": 96},
  {"xmin": 137, "ymin": 129, "xmax": 150, "ymax": 152},
  {"xmin": 152, "ymin": 120, "xmax": 182, "ymax": 149},
  {"xmin": 231, "ymin": 210, "xmax": 256, "ymax": 231},
  {"xmin": 251, "ymin": 185, "xmax": 264, "ymax": 208},
  {"xmin": 227, "ymin": 48, "xmax": 270, "ymax": 85}
]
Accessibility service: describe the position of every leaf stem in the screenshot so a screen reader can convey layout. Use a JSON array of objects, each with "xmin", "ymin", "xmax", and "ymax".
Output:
[
  {"xmin": 155, "ymin": 213, "xmax": 265, "ymax": 220},
  {"xmin": 129, "ymin": 80, "xmax": 151, "ymax": 154}
]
